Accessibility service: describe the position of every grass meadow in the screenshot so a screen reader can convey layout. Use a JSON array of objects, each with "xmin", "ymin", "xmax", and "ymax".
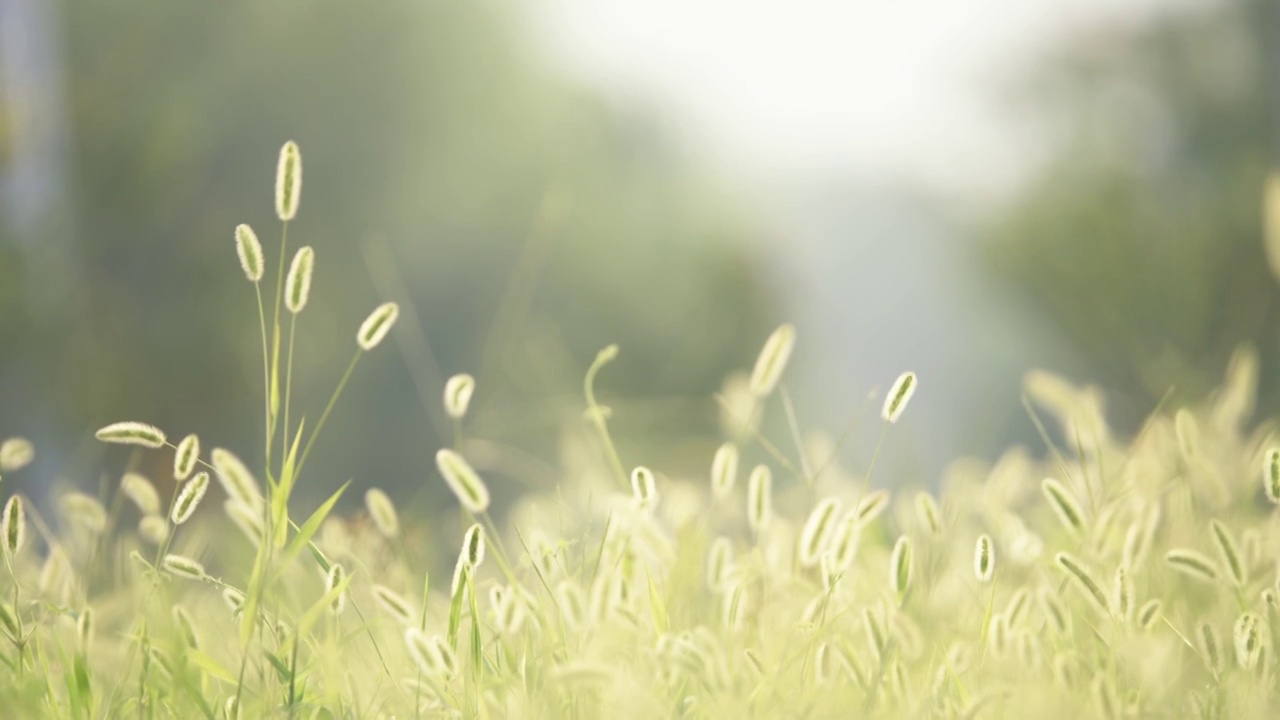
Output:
[{"xmin": 1, "ymin": 143, "xmax": 1278, "ymax": 719}]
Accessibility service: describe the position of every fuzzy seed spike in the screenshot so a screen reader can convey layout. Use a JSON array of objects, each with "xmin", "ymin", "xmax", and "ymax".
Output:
[
  {"xmin": 234, "ymin": 224, "xmax": 264, "ymax": 283},
  {"xmin": 171, "ymin": 472, "xmax": 209, "ymax": 525},
  {"xmin": 748, "ymin": 323, "xmax": 796, "ymax": 398},
  {"xmin": 2, "ymin": 495, "xmax": 24, "ymax": 556},
  {"xmin": 1041, "ymin": 478, "xmax": 1085, "ymax": 536},
  {"xmin": 95, "ymin": 421, "xmax": 166, "ymax": 449},
  {"xmin": 443, "ymin": 373, "xmax": 476, "ymax": 420},
  {"xmin": 284, "ymin": 246, "xmax": 315, "ymax": 314},
  {"xmin": 974, "ymin": 534, "xmax": 994, "ymax": 583},
  {"xmin": 882, "ymin": 372, "xmax": 918, "ymax": 423},
  {"xmin": 173, "ymin": 433, "xmax": 199, "ymax": 481},
  {"xmin": 710, "ymin": 442, "xmax": 739, "ymax": 500},
  {"xmin": 357, "ymin": 302, "xmax": 399, "ymax": 351},
  {"xmin": 435, "ymin": 449, "xmax": 490, "ymax": 513},
  {"xmin": 746, "ymin": 465, "xmax": 772, "ymax": 533},
  {"xmin": 275, "ymin": 141, "xmax": 302, "ymax": 221}
]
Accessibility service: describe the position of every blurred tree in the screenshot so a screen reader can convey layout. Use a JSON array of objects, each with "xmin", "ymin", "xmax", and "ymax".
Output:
[
  {"xmin": 981, "ymin": 0, "xmax": 1278, "ymax": 429},
  {"xmin": 0, "ymin": 1, "xmax": 771, "ymax": 507}
]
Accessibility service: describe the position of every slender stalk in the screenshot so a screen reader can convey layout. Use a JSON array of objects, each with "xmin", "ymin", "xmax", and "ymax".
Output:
[
  {"xmin": 296, "ymin": 350, "xmax": 362, "ymax": 478},
  {"xmin": 283, "ymin": 313, "xmax": 298, "ymax": 459},
  {"xmin": 267, "ymin": 223, "xmax": 291, "ymax": 465},
  {"xmin": 863, "ymin": 421, "xmax": 890, "ymax": 486},
  {"xmin": 583, "ymin": 349, "xmax": 627, "ymax": 487},
  {"xmin": 287, "ymin": 623, "xmax": 300, "ymax": 718},
  {"xmin": 255, "ymin": 283, "xmax": 270, "ymax": 468}
]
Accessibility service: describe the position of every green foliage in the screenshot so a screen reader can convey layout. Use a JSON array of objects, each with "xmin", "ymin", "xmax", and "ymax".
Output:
[{"xmin": 982, "ymin": 0, "xmax": 1278, "ymax": 420}]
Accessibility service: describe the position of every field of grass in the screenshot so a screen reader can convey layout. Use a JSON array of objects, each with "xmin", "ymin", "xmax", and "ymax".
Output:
[{"xmin": 1, "ymin": 142, "xmax": 1278, "ymax": 719}]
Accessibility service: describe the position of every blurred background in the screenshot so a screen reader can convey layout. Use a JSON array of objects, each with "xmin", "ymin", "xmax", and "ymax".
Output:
[{"xmin": 2, "ymin": 0, "xmax": 1278, "ymax": 516}]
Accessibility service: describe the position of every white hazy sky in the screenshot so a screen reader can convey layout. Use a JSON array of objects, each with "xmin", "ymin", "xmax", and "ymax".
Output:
[{"xmin": 530, "ymin": 0, "xmax": 1177, "ymax": 195}]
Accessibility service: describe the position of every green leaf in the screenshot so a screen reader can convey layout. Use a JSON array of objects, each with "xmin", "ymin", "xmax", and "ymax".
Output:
[
  {"xmin": 73, "ymin": 653, "xmax": 92, "ymax": 707},
  {"xmin": 185, "ymin": 648, "xmax": 237, "ymax": 684},
  {"xmin": 240, "ymin": 531, "xmax": 270, "ymax": 647},
  {"xmin": 447, "ymin": 566, "xmax": 468, "ymax": 651},
  {"xmin": 292, "ymin": 572, "xmax": 354, "ymax": 650},
  {"xmin": 265, "ymin": 651, "xmax": 291, "ymax": 684},
  {"xmin": 272, "ymin": 480, "xmax": 350, "ymax": 582},
  {"xmin": 468, "ymin": 578, "xmax": 483, "ymax": 677},
  {"xmin": 273, "ymin": 420, "xmax": 306, "ymax": 549},
  {"xmin": 307, "ymin": 542, "xmax": 333, "ymax": 574}
]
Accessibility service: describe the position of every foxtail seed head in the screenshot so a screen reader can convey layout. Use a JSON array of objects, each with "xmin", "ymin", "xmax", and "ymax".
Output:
[
  {"xmin": 435, "ymin": 449, "xmax": 490, "ymax": 513},
  {"xmin": 1198, "ymin": 622, "xmax": 1223, "ymax": 675},
  {"xmin": 748, "ymin": 323, "xmax": 796, "ymax": 397},
  {"xmin": 1053, "ymin": 552, "xmax": 1109, "ymax": 615},
  {"xmin": 173, "ymin": 433, "xmax": 199, "ymax": 481},
  {"xmin": 444, "ymin": 373, "xmax": 476, "ymax": 420},
  {"xmin": 121, "ymin": 473, "xmax": 160, "ymax": 516},
  {"xmin": 325, "ymin": 563, "xmax": 348, "ymax": 616},
  {"xmin": 854, "ymin": 490, "xmax": 891, "ymax": 526},
  {"xmin": 161, "ymin": 554, "xmax": 206, "ymax": 581},
  {"xmin": 974, "ymin": 534, "xmax": 994, "ymax": 583},
  {"xmin": 1112, "ymin": 567, "xmax": 1133, "ymax": 622},
  {"xmin": 829, "ymin": 513, "xmax": 861, "ymax": 569},
  {"xmin": 357, "ymin": 302, "xmax": 399, "ymax": 350},
  {"xmin": 1137, "ymin": 599, "xmax": 1162, "ymax": 631},
  {"xmin": 275, "ymin": 141, "xmax": 302, "ymax": 221},
  {"xmin": 222, "ymin": 588, "xmax": 246, "ymax": 616},
  {"xmin": 138, "ymin": 516, "xmax": 168, "ymax": 545},
  {"xmin": 1209, "ymin": 519, "xmax": 1246, "ymax": 586},
  {"xmin": 284, "ymin": 246, "xmax": 315, "ymax": 314},
  {"xmin": 630, "ymin": 466, "xmax": 658, "ymax": 511},
  {"xmin": 2, "ymin": 495, "xmax": 24, "ymax": 556},
  {"xmin": 710, "ymin": 442, "xmax": 739, "ymax": 500},
  {"xmin": 798, "ymin": 497, "xmax": 842, "ymax": 568},
  {"xmin": 211, "ymin": 448, "xmax": 263, "ymax": 511},
  {"xmin": 405, "ymin": 629, "xmax": 457, "ymax": 677},
  {"xmin": 882, "ymin": 371, "xmax": 917, "ymax": 423},
  {"xmin": 171, "ymin": 472, "xmax": 209, "ymax": 525},
  {"xmin": 914, "ymin": 492, "xmax": 941, "ymax": 534},
  {"xmin": 462, "ymin": 523, "xmax": 486, "ymax": 568},
  {"xmin": 0, "ymin": 438, "xmax": 33, "ymax": 472},
  {"xmin": 1041, "ymin": 478, "xmax": 1085, "ymax": 536},
  {"xmin": 95, "ymin": 421, "xmax": 166, "ymax": 449},
  {"xmin": 890, "ymin": 535, "xmax": 913, "ymax": 600},
  {"xmin": 364, "ymin": 488, "xmax": 399, "ymax": 538},
  {"xmin": 372, "ymin": 585, "xmax": 415, "ymax": 626},
  {"xmin": 1264, "ymin": 448, "xmax": 1280, "ymax": 505},
  {"xmin": 1234, "ymin": 612, "xmax": 1263, "ymax": 670},
  {"xmin": 234, "ymin": 224, "xmax": 264, "ymax": 282},
  {"xmin": 1165, "ymin": 549, "xmax": 1219, "ymax": 584},
  {"xmin": 746, "ymin": 465, "xmax": 772, "ymax": 533}
]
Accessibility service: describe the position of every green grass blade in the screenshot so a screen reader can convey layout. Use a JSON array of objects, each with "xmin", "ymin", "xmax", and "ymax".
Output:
[
  {"xmin": 185, "ymin": 649, "xmax": 237, "ymax": 685},
  {"xmin": 447, "ymin": 567, "xmax": 467, "ymax": 651},
  {"xmin": 273, "ymin": 480, "xmax": 350, "ymax": 581}
]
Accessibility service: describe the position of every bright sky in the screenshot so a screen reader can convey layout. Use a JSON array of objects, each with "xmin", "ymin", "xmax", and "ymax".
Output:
[{"xmin": 530, "ymin": 0, "xmax": 1175, "ymax": 195}]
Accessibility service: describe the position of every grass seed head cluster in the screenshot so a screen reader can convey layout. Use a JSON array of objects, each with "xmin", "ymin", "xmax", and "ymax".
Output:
[{"xmin": 0, "ymin": 146, "xmax": 1279, "ymax": 719}]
